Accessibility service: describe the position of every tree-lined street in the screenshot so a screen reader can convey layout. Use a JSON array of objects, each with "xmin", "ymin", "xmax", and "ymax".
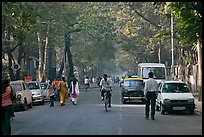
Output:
[
  {"xmin": 11, "ymin": 84, "xmax": 202, "ymax": 135},
  {"xmin": 2, "ymin": 2, "xmax": 202, "ymax": 135}
]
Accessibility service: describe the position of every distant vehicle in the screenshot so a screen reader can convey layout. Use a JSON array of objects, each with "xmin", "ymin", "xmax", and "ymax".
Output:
[
  {"xmin": 156, "ymin": 80, "xmax": 195, "ymax": 115},
  {"xmin": 26, "ymin": 81, "xmax": 45, "ymax": 105},
  {"xmin": 137, "ymin": 63, "xmax": 167, "ymax": 84},
  {"xmin": 10, "ymin": 80, "xmax": 33, "ymax": 111},
  {"xmin": 40, "ymin": 82, "xmax": 49, "ymax": 101},
  {"xmin": 121, "ymin": 77, "xmax": 145, "ymax": 104}
]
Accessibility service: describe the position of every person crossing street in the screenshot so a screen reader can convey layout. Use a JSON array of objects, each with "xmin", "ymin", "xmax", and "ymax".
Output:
[{"xmin": 144, "ymin": 72, "xmax": 158, "ymax": 120}]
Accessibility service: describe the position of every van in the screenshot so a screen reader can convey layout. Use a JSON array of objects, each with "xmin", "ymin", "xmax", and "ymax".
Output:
[
  {"xmin": 156, "ymin": 80, "xmax": 195, "ymax": 114},
  {"xmin": 137, "ymin": 63, "xmax": 167, "ymax": 84}
]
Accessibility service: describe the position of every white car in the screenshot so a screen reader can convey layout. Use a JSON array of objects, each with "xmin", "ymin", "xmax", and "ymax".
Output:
[
  {"xmin": 156, "ymin": 80, "xmax": 195, "ymax": 115},
  {"xmin": 26, "ymin": 81, "xmax": 45, "ymax": 105},
  {"xmin": 10, "ymin": 80, "xmax": 33, "ymax": 111}
]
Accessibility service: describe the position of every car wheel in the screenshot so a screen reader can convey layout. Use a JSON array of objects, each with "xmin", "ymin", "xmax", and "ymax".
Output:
[
  {"xmin": 122, "ymin": 97, "xmax": 126, "ymax": 104},
  {"xmin": 29, "ymin": 102, "xmax": 33, "ymax": 108},
  {"xmin": 40, "ymin": 99, "xmax": 45, "ymax": 105},
  {"xmin": 160, "ymin": 102, "xmax": 165, "ymax": 115},
  {"xmin": 189, "ymin": 110, "xmax": 194, "ymax": 115}
]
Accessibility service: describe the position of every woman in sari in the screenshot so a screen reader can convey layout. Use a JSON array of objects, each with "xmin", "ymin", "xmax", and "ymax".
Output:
[{"xmin": 59, "ymin": 77, "xmax": 68, "ymax": 106}]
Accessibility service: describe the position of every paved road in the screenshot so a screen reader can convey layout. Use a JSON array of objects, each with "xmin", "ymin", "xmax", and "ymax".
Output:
[{"xmin": 11, "ymin": 84, "xmax": 202, "ymax": 135}]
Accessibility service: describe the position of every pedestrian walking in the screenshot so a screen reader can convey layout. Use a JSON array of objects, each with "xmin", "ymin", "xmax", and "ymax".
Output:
[
  {"xmin": 144, "ymin": 72, "xmax": 158, "ymax": 120},
  {"xmin": 70, "ymin": 75, "xmax": 80, "ymax": 105},
  {"xmin": 59, "ymin": 77, "xmax": 68, "ymax": 106},
  {"xmin": 54, "ymin": 77, "xmax": 61, "ymax": 102},
  {"xmin": 47, "ymin": 80, "xmax": 55, "ymax": 107},
  {"xmin": 2, "ymin": 78, "xmax": 15, "ymax": 135}
]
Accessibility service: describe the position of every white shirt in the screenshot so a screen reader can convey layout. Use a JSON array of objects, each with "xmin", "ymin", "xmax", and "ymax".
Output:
[
  {"xmin": 84, "ymin": 78, "xmax": 89, "ymax": 84},
  {"xmin": 100, "ymin": 78, "xmax": 111, "ymax": 91},
  {"xmin": 144, "ymin": 78, "xmax": 158, "ymax": 96}
]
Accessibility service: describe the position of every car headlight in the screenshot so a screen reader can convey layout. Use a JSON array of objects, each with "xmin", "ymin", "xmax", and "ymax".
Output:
[
  {"xmin": 17, "ymin": 94, "xmax": 21, "ymax": 99},
  {"xmin": 163, "ymin": 99, "xmax": 170, "ymax": 103},
  {"xmin": 188, "ymin": 98, "xmax": 194, "ymax": 103}
]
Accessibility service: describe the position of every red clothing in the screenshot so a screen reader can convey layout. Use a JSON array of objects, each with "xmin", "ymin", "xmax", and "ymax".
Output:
[{"xmin": 2, "ymin": 86, "xmax": 12, "ymax": 107}]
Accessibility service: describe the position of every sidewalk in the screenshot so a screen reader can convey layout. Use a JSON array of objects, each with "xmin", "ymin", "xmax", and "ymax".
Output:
[{"xmin": 194, "ymin": 96, "xmax": 202, "ymax": 113}]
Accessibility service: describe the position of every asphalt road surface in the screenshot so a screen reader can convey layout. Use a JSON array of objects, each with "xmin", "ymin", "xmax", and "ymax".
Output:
[{"xmin": 11, "ymin": 83, "xmax": 202, "ymax": 135}]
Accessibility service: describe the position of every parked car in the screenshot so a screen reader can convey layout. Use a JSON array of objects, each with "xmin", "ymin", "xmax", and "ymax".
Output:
[
  {"xmin": 26, "ymin": 81, "xmax": 45, "ymax": 105},
  {"xmin": 121, "ymin": 77, "xmax": 145, "ymax": 104},
  {"xmin": 10, "ymin": 80, "xmax": 33, "ymax": 111},
  {"xmin": 156, "ymin": 80, "xmax": 195, "ymax": 115},
  {"xmin": 40, "ymin": 82, "xmax": 50, "ymax": 101}
]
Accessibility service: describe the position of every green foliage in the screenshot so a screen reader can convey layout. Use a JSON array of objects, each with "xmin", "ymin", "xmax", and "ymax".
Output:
[{"xmin": 165, "ymin": 2, "xmax": 202, "ymax": 44}]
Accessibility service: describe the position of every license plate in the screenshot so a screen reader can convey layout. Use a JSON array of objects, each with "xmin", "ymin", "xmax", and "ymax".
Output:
[{"xmin": 173, "ymin": 106, "xmax": 186, "ymax": 110}]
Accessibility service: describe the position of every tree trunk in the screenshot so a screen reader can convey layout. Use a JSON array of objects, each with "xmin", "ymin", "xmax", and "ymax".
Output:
[
  {"xmin": 57, "ymin": 47, "xmax": 65, "ymax": 78},
  {"xmin": 16, "ymin": 41, "xmax": 24, "ymax": 80},
  {"xmin": 158, "ymin": 42, "xmax": 161, "ymax": 63},
  {"xmin": 65, "ymin": 33, "xmax": 74, "ymax": 86},
  {"xmin": 196, "ymin": 39, "xmax": 202, "ymax": 101},
  {"xmin": 43, "ymin": 24, "xmax": 49, "ymax": 80},
  {"xmin": 37, "ymin": 31, "xmax": 43, "ymax": 82},
  {"xmin": 8, "ymin": 49, "xmax": 15, "ymax": 80}
]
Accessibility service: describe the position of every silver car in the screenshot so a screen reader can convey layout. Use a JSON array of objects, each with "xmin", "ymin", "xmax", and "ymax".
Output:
[{"xmin": 26, "ymin": 81, "xmax": 45, "ymax": 105}]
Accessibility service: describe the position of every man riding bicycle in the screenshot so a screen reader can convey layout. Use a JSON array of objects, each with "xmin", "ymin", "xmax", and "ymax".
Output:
[{"xmin": 100, "ymin": 74, "xmax": 112, "ymax": 107}]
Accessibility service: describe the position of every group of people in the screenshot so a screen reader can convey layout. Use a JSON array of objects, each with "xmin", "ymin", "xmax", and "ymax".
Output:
[
  {"xmin": 46, "ymin": 75, "xmax": 80, "ymax": 106},
  {"xmin": 2, "ymin": 71, "xmax": 158, "ymax": 135},
  {"xmin": 98, "ymin": 72, "xmax": 159, "ymax": 120}
]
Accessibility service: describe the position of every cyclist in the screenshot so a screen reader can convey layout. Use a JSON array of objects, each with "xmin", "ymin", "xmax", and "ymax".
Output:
[{"xmin": 100, "ymin": 73, "xmax": 112, "ymax": 107}]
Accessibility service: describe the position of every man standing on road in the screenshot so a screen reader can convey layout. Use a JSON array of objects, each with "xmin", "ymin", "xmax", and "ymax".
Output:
[{"xmin": 144, "ymin": 72, "xmax": 158, "ymax": 120}]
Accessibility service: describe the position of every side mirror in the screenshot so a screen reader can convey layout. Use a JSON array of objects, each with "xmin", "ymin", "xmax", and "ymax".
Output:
[{"xmin": 158, "ymin": 90, "xmax": 161, "ymax": 93}]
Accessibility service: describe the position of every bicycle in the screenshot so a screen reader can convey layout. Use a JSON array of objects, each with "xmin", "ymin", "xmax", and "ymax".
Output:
[{"xmin": 104, "ymin": 90, "xmax": 111, "ymax": 112}]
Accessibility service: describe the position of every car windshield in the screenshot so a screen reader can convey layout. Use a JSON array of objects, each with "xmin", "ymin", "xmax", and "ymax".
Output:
[
  {"xmin": 124, "ymin": 80, "xmax": 143, "ymax": 90},
  {"xmin": 162, "ymin": 83, "xmax": 190, "ymax": 93},
  {"xmin": 10, "ymin": 84, "xmax": 22, "ymax": 93},
  {"xmin": 27, "ymin": 82, "xmax": 40, "ymax": 90}
]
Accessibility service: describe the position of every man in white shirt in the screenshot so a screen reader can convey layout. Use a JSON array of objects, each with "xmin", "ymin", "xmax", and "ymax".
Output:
[
  {"xmin": 144, "ymin": 72, "xmax": 158, "ymax": 120},
  {"xmin": 84, "ymin": 77, "xmax": 90, "ymax": 88},
  {"xmin": 100, "ymin": 74, "xmax": 112, "ymax": 107}
]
